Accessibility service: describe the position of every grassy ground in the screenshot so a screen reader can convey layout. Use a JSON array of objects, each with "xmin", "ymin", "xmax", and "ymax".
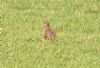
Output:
[{"xmin": 0, "ymin": 0, "xmax": 100, "ymax": 68}]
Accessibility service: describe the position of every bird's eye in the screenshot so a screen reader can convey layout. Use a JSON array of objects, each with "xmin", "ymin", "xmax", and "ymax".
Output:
[{"xmin": 44, "ymin": 22, "xmax": 46, "ymax": 23}]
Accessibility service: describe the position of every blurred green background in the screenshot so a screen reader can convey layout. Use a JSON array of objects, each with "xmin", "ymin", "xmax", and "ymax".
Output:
[{"xmin": 0, "ymin": 0, "xmax": 100, "ymax": 68}]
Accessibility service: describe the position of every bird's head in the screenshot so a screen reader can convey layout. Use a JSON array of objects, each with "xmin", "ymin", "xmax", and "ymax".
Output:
[{"xmin": 44, "ymin": 21, "xmax": 50, "ymax": 27}]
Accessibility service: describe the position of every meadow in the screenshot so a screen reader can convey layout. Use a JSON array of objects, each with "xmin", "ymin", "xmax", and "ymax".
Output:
[{"xmin": 0, "ymin": 0, "xmax": 100, "ymax": 68}]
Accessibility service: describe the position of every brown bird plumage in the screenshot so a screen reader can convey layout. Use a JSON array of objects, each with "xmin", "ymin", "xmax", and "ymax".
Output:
[{"xmin": 43, "ymin": 21, "xmax": 56, "ymax": 40}]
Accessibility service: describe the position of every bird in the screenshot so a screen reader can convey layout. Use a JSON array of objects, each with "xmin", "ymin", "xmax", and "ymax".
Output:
[{"xmin": 43, "ymin": 21, "xmax": 56, "ymax": 40}]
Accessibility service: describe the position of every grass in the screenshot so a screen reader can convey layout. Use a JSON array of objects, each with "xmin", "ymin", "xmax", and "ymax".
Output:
[{"xmin": 0, "ymin": 0, "xmax": 100, "ymax": 68}]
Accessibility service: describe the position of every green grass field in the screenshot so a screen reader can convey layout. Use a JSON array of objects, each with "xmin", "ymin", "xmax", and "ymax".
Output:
[{"xmin": 0, "ymin": 0, "xmax": 100, "ymax": 68}]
